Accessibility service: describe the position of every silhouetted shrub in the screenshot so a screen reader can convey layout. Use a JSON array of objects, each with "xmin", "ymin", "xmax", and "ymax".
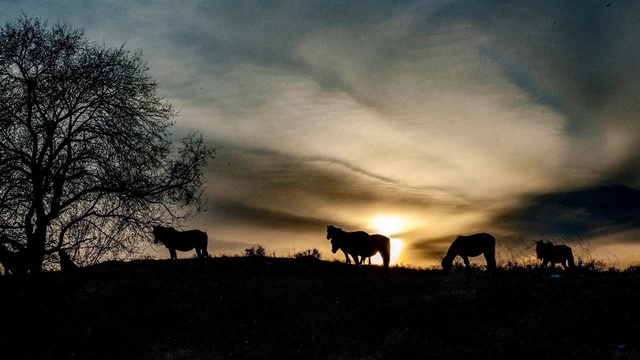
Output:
[
  {"xmin": 575, "ymin": 257, "xmax": 611, "ymax": 272},
  {"xmin": 244, "ymin": 245, "xmax": 267, "ymax": 258},
  {"xmin": 294, "ymin": 248, "xmax": 322, "ymax": 260}
]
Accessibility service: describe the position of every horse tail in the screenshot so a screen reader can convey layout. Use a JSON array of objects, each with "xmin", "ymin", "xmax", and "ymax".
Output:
[
  {"xmin": 381, "ymin": 236, "xmax": 391, "ymax": 269},
  {"xmin": 567, "ymin": 248, "xmax": 575, "ymax": 267}
]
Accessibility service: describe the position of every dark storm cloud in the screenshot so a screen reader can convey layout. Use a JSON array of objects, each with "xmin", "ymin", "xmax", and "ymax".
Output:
[
  {"xmin": 493, "ymin": 184, "xmax": 640, "ymax": 242},
  {"xmin": 605, "ymin": 147, "xmax": 640, "ymax": 185}
]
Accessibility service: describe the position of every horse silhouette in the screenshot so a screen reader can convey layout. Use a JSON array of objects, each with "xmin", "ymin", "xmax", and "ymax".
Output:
[
  {"xmin": 536, "ymin": 240, "xmax": 574, "ymax": 269},
  {"xmin": 58, "ymin": 249, "xmax": 78, "ymax": 273},
  {"xmin": 441, "ymin": 233, "xmax": 496, "ymax": 274},
  {"xmin": 152, "ymin": 226, "xmax": 209, "ymax": 260},
  {"xmin": 326, "ymin": 225, "xmax": 390, "ymax": 269},
  {"xmin": 0, "ymin": 236, "xmax": 28, "ymax": 275}
]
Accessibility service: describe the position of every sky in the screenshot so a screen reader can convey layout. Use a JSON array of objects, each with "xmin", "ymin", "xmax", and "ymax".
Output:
[{"xmin": 2, "ymin": 0, "xmax": 640, "ymax": 267}]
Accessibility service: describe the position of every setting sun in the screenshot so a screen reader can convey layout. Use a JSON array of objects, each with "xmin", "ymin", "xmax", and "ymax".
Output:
[
  {"xmin": 369, "ymin": 238, "xmax": 404, "ymax": 266},
  {"xmin": 371, "ymin": 216, "xmax": 404, "ymax": 236},
  {"xmin": 389, "ymin": 238, "xmax": 404, "ymax": 264},
  {"xmin": 369, "ymin": 216, "xmax": 406, "ymax": 265}
]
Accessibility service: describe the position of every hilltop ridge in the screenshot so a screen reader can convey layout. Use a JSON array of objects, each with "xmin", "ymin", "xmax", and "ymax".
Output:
[{"xmin": 1, "ymin": 257, "xmax": 640, "ymax": 359}]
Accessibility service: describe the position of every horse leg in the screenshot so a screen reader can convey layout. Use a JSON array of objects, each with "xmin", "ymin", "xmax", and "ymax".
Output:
[
  {"xmin": 343, "ymin": 251, "xmax": 350, "ymax": 264},
  {"xmin": 462, "ymin": 256, "xmax": 470, "ymax": 269},
  {"xmin": 199, "ymin": 247, "xmax": 208, "ymax": 259},
  {"xmin": 484, "ymin": 252, "xmax": 497, "ymax": 271},
  {"xmin": 351, "ymin": 254, "xmax": 361, "ymax": 266},
  {"xmin": 169, "ymin": 249, "xmax": 177, "ymax": 260}
]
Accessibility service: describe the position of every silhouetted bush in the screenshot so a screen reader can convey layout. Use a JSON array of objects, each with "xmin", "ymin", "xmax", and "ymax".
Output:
[
  {"xmin": 294, "ymin": 248, "xmax": 322, "ymax": 260},
  {"xmin": 244, "ymin": 245, "xmax": 267, "ymax": 257},
  {"xmin": 574, "ymin": 257, "xmax": 612, "ymax": 272}
]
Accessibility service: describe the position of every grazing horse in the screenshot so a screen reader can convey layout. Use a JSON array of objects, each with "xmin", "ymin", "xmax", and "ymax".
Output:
[
  {"xmin": 0, "ymin": 237, "xmax": 28, "ymax": 275},
  {"xmin": 441, "ymin": 233, "xmax": 496, "ymax": 274},
  {"xmin": 152, "ymin": 226, "xmax": 209, "ymax": 260},
  {"xmin": 326, "ymin": 225, "xmax": 391, "ymax": 269},
  {"xmin": 536, "ymin": 240, "xmax": 574, "ymax": 269}
]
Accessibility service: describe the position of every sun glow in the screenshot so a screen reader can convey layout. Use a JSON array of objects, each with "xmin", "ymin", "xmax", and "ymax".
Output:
[
  {"xmin": 389, "ymin": 238, "xmax": 404, "ymax": 264},
  {"xmin": 369, "ymin": 215, "xmax": 406, "ymax": 265},
  {"xmin": 371, "ymin": 216, "xmax": 404, "ymax": 236},
  {"xmin": 369, "ymin": 238, "xmax": 404, "ymax": 265}
]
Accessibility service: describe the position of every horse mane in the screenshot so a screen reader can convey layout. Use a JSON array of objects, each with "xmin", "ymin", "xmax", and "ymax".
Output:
[
  {"xmin": 152, "ymin": 226, "xmax": 176, "ymax": 241},
  {"xmin": 536, "ymin": 241, "xmax": 546, "ymax": 259},
  {"xmin": 535, "ymin": 240, "xmax": 557, "ymax": 259}
]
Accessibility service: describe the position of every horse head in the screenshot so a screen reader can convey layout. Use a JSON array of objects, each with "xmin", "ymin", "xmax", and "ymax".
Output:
[
  {"xmin": 326, "ymin": 225, "xmax": 339, "ymax": 240},
  {"xmin": 152, "ymin": 226, "xmax": 173, "ymax": 244},
  {"xmin": 535, "ymin": 240, "xmax": 552, "ymax": 259},
  {"xmin": 441, "ymin": 257, "xmax": 453, "ymax": 274},
  {"xmin": 330, "ymin": 238, "xmax": 342, "ymax": 254},
  {"xmin": 326, "ymin": 225, "xmax": 345, "ymax": 254}
]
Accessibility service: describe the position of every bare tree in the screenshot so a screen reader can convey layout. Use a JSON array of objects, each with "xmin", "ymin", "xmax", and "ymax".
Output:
[{"xmin": 0, "ymin": 16, "xmax": 213, "ymax": 274}]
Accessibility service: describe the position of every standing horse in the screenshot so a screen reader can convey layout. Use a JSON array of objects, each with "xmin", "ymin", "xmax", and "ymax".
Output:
[
  {"xmin": 326, "ymin": 225, "xmax": 391, "ymax": 269},
  {"xmin": 441, "ymin": 233, "xmax": 496, "ymax": 274},
  {"xmin": 153, "ymin": 226, "xmax": 209, "ymax": 260},
  {"xmin": 536, "ymin": 240, "xmax": 574, "ymax": 269}
]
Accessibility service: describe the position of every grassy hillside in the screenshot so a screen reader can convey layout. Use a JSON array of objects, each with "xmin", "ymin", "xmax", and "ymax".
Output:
[{"xmin": 2, "ymin": 257, "xmax": 640, "ymax": 359}]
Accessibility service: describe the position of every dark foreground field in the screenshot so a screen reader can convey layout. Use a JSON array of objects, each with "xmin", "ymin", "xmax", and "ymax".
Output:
[{"xmin": 2, "ymin": 257, "xmax": 640, "ymax": 359}]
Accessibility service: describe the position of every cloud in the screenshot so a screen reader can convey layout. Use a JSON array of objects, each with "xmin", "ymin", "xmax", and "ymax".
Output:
[
  {"xmin": 408, "ymin": 235, "xmax": 458, "ymax": 262},
  {"xmin": 493, "ymin": 184, "xmax": 640, "ymax": 241},
  {"xmin": 206, "ymin": 143, "xmax": 476, "ymax": 217},
  {"xmin": 451, "ymin": 0, "xmax": 640, "ymax": 186},
  {"xmin": 211, "ymin": 200, "xmax": 332, "ymax": 233}
]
